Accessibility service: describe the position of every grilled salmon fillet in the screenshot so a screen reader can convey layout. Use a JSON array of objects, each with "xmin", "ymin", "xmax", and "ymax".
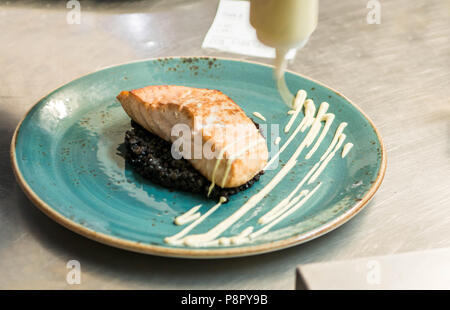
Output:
[{"xmin": 117, "ymin": 85, "xmax": 268, "ymax": 188}]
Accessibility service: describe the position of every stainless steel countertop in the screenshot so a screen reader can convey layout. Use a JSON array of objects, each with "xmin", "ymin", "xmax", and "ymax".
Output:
[{"xmin": 1, "ymin": 0, "xmax": 449, "ymax": 289}]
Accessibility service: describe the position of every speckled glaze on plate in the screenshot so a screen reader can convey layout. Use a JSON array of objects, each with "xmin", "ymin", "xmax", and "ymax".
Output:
[{"xmin": 11, "ymin": 57, "xmax": 386, "ymax": 258}]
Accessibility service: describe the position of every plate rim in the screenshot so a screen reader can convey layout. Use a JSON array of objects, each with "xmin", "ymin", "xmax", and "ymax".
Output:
[{"xmin": 10, "ymin": 56, "xmax": 387, "ymax": 259}]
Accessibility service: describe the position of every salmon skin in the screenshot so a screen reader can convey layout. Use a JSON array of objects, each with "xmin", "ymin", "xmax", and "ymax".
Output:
[{"xmin": 117, "ymin": 85, "xmax": 268, "ymax": 188}]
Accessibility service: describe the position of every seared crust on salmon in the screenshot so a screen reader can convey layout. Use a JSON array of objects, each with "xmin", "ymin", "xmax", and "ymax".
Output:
[{"xmin": 117, "ymin": 85, "xmax": 268, "ymax": 188}]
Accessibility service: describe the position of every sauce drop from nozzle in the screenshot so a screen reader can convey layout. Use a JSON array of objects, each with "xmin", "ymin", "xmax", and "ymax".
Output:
[{"xmin": 275, "ymin": 48, "xmax": 295, "ymax": 108}]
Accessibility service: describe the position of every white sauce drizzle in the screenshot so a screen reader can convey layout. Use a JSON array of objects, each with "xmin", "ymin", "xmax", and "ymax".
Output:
[
  {"xmin": 320, "ymin": 122, "xmax": 347, "ymax": 161},
  {"xmin": 277, "ymin": 76, "xmax": 295, "ymax": 108},
  {"xmin": 284, "ymin": 90, "xmax": 307, "ymax": 133},
  {"xmin": 165, "ymin": 89, "xmax": 353, "ymax": 248},
  {"xmin": 275, "ymin": 49, "xmax": 295, "ymax": 108},
  {"xmin": 207, "ymin": 148, "xmax": 226, "ymax": 196},
  {"xmin": 264, "ymin": 99, "xmax": 316, "ymax": 170},
  {"xmin": 342, "ymin": 143, "xmax": 353, "ymax": 158},
  {"xmin": 179, "ymin": 101, "xmax": 329, "ymax": 247},
  {"xmin": 165, "ymin": 197, "xmax": 227, "ymax": 246},
  {"xmin": 305, "ymin": 112, "xmax": 334, "ymax": 159},
  {"xmin": 220, "ymin": 139, "xmax": 264, "ymax": 188},
  {"xmin": 250, "ymin": 182, "xmax": 322, "ymax": 239},
  {"xmin": 207, "ymin": 132, "xmax": 254, "ymax": 196},
  {"xmin": 303, "ymin": 102, "xmax": 328, "ymax": 148},
  {"xmin": 259, "ymin": 190, "xmax": 309, "ymax": 225},
  {"xmin": 274, "ymin": 136, "xmax": 281, "ymax": 145},
  {"xmin": 252, "ymin": 112, "xmax": 266, "ymax": 122},
  {"xmin": 182, "ymin": 158, "xmax": 298, "ymax": 247},
  {"xmin": 174, "ymin": 204, "xmax": 202, "ymax": 225},
  {"xmin": 259, "ymin": 120, "xmax": 346, "ymax": 225},
  {"xmin": 204, "ymin": 226, "xmax": 254, "ymax": 247},
  {"xmin": 308, "ymin": 133, "xmax": 346, "ymax": 184},
  {"xmin": 300, "ymin": 99, "xmax": 316, "ymax": 132}
]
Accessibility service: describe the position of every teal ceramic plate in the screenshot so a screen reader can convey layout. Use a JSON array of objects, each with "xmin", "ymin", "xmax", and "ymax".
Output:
[{"xmin": 11, "ymin": 57, "xmax": 386, "ymax": 258}]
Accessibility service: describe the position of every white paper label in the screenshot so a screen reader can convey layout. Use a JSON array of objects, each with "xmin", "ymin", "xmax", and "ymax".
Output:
[{"xmin": 202, "ymin": 0, "xmax": 296, "ymax": 59}]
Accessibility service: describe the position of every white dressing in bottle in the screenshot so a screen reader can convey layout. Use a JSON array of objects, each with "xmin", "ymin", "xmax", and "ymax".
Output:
[{"xmin": 250, "ymin": 0, "xmax": 319, "ymax": 107}]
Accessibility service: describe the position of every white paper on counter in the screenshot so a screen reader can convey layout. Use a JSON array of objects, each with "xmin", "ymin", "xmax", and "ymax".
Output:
[{"xmin": 202, "ymin": 0, "xmax": 296, "ymax": 59}]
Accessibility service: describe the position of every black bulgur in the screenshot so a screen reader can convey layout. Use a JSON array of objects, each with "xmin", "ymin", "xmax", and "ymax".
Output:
[{"xmin": 124, "ymin": 121, "xmax": 264, "ymax": 202}]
